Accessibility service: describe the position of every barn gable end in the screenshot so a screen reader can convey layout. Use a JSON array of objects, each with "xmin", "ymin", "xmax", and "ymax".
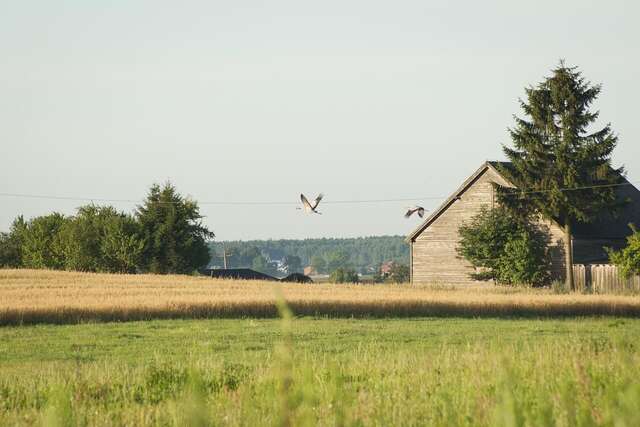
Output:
[{"xmin": 407, "ymin": 162, "xmax": 566, "ymax": 285}]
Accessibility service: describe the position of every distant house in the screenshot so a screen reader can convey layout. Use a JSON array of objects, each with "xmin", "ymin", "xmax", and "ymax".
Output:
[
  {"xmin": 380, "ymin": 261, "xmax": 395, "ymax": 275},
  {"xmin": 303, "ymin": 266, "xmax": 317, "ymax": 276},
  {"xmin": 263, "ymin": 251, "xmax": 288, "ymax": 274},
  {"xmin": 406, "ymin": 161, "xmax": 640, "ymax": 284}
]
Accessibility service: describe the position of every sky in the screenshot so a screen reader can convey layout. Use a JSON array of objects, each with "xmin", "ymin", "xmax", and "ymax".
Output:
[{"xmin": 1, "ymin": 1, "xmax": 638, "ymax": 240}]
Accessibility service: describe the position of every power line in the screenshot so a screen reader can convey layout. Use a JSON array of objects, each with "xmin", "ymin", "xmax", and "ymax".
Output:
[
  {"xmin": 0, "ymin": 193, "xmax": 140, "ymax": 204},
  {"xmin": 499, "ymin": 180, "xmax": 640, "ymax": 196},
  {"xmin": 0, "ymin": 192, "xmax": 443, "ymax": 206},
  {"xmin": 0, "ymin": 179, "xmax": 638, "ymax": 206}
]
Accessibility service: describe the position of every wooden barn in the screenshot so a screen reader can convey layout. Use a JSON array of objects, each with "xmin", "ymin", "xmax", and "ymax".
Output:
[{"xmin": 406, "ymin": 161, "xmax": 640, "ymax": 285}]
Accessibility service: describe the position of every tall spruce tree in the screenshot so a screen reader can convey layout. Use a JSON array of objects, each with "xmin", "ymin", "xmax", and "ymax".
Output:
[
  {"xmin": 497, "ymin": 62, "xmax": 623, "ymax": 290},
  {"xmin": 136, "ymin": 183, "xmax": 214, "ymax": 274}
]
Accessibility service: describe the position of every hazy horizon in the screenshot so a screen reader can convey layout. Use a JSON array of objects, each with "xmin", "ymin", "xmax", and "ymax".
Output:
[{"xmin": 2, "ymin": 1, "xmax": 639, "ymax": 240}]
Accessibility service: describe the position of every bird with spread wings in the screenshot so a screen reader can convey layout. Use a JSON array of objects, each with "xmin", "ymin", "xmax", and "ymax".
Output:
[
  {"xmin": 404, "ymin": 206, "xmax": 425, "ymax": 218},
  {"xmin": 299, "ymin": 193, "xmax": 324, "ymax": 214}
]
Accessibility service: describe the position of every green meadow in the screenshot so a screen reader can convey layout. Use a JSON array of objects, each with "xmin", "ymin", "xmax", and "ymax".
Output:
[{"xmin": 1, "ymin": 317, "xmax": 640, "ymax": 426}]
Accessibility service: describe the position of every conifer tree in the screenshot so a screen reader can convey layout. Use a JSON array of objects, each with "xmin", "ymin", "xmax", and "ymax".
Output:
[
  {"xmin": 136, "ymin": 183, "xmax": 214, "ymax": 274},
  {"xmin": 497, "ymin": 62, "xmax": 623, "ymax": 290}
]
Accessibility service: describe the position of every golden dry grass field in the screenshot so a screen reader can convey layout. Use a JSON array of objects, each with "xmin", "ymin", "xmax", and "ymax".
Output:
[
  {"xmin": 2, "ymin": 269, "xmax": 640, "ymax": 426},
  {"xmin": 1, "ymin": 269, "xmax": 640, "ymax": 325}
]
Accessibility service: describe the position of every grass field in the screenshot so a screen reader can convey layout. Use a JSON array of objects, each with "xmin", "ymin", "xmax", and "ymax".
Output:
[
  {"xmin": 2, "ymin": 269, "xmax": 640, "ymax": 426},
  {"xmin": 2, "ymin": 269, "xmax": 640, "ymax": 325},
  {"xmin": 1, "ymin": 317, "xmax": 640, "ymax": 426}
]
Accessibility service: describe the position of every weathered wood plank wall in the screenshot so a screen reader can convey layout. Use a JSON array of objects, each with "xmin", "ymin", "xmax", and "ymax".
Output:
[
  {"xmin": 412, "ymin": 168, "xmax": 499, "ymax": 284},
  {"xmin": 411, "ymin": 166, "xmax": 567, "ymax": 284}
]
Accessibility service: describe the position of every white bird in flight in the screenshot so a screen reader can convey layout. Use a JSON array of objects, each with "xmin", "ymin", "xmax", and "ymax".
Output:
[
  {"xmin": 298, "ymin": 193, "xmax": 324, "ymax": 214},
  {"xmin": 405, "ymin": 206, "xmax": 425, "ymax": 218}
]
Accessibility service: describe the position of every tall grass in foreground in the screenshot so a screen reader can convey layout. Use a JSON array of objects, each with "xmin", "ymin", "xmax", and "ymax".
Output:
[
  {"xmin": 1, "ymin": 269, "xmax": 640, "ymax": 325},
  {"xmin": 1, "ymin": 325, "xmax": 639, "ymax": 426}
]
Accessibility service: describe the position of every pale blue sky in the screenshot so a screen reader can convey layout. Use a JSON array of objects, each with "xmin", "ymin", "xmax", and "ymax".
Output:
[{"xmin": 1, "ymin": 1, "xmax": 638, "ymax": 240}]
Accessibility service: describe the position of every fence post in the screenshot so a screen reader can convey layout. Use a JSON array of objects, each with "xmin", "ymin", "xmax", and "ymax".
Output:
[{"xmin": 584, "ymin": 264, "xmax": 640, "ymax": 293}]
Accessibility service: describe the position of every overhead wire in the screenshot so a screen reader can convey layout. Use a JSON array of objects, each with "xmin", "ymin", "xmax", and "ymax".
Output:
[
  {"xmin": 498, "ymin": 180, "xmax": 640, "ymax": 196},
  {"xmin": 0, "ymin": 179, "xmax": 638, "ymax": 207},
  {"xmin": 0, "ymin": 192, "xmax": 447, "ymax": 206}
]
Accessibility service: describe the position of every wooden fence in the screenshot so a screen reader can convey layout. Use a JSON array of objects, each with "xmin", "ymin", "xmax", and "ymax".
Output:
[{"xmin": 573, "ymin": 264, "xmax": 640, "ymax": 293}]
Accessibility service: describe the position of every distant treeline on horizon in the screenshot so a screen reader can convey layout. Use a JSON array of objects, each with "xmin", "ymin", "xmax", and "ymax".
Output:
[{"xmin": 208, "ymin": 236, "xmax": 409, "ymax": 275}]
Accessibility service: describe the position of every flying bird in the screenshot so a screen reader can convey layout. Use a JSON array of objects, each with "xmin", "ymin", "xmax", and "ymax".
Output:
[
  {"xmin": 405, "ymin": 206, "xmax": 425, "ymax": 218},
  {"xmin": 298, "ymin": 193, "xmax": 324, "ymax": 214}
]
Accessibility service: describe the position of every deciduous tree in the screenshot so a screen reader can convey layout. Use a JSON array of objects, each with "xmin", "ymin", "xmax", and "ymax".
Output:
[
  {"xmin": 386, "ymin": 263, "xmax": 410, "ymax": 284},
  {"xmin": 310, "ymin": 255, "xmax": 327, "ymax": 274},
  {"xmin": 0, "ymin": 217, "xmax": 26, "ymax": 267},
  {"xmin": 458, "ymin": 207, "xmax": 551, "ymax": 286},
  {"xmin": 54, "ymin": 205, "xmax": 143, "ymax": 273},
  {"xmin": 607, "ymin": 225, "xmax": 640, "ymax": 278},
  {"xmin": 20, "ymin": 213, "xmax": 67, "ymax": 269},
  {"xmin": 329, "ymin": 268, "xmax": 359, "ymax": 284},
  {"xmin": 326, "ymin": 250, "xmax": 350, "ymax": 273}
]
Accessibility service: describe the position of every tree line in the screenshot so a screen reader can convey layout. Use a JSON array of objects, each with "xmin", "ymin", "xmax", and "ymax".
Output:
[
  {"xmin": 0, "ymin": 183, "xmax": 214, "ymax": 274},
  {"xmin": 208, "ymin": 236, "xmax": 409, "ymax": 275},
  {"xmin": 1, "ymin": 186, "xmax": 411, "ymax": 279}
]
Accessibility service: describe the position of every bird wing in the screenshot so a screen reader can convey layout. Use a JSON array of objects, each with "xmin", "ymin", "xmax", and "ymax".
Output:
[
  {"xmin": 312, "ymin": 193, "xmax": 324, "ymax": 209},
  {"xmin": 300, "ymin": 194, "xmax": 313, "ymax": 212},
  {"xmin": 404, "ymin": 208, "xmax": 414, "ymax": 218},
  {"xmin": 417, "ymin": 207, "xmax": 425, "ymax": 218}
]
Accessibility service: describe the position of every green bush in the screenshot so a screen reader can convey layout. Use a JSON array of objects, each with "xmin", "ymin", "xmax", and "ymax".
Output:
[
  {"xmin": 457, "ymin": 206, "xmax": 551, "ymax": 286},
  {"xmin": 607, "ymin": 224, "xmax": 640, "ymax": 278},
  {"xmin": 54, "ymin": 205, "xmax": 144, "ymax": 273},
  {"xmin": 329, "ymin": 268, "xmax": 359, "ymax": 284},
  {"xmin": 385, "ymin": 263, "xmax": 410, "ymax": 284}
]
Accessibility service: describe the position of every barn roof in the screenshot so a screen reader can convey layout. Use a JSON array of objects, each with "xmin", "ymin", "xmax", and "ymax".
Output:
[
  {"xmin": 405, "ymin": 162, "xmax": 500, "ymax": 242},
  {"xmin": 406, "ymin": 161, "xmax": 640, "ymax": 242}
]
